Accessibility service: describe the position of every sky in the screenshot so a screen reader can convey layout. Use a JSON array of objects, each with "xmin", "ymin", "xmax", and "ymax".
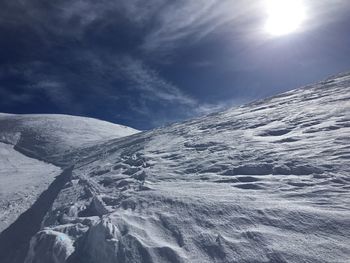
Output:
[{"xmin": 1, "ymin": 0, "xmax": 350, "ymax": 130}]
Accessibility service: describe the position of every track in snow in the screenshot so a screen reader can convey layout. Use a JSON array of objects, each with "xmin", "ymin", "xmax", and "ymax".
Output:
[
  {"xmin": 0, "ymin": 142, "xmax": 61, "ymax": 232},
  {"xmin": 0, "ymin": 167, "xmax": 73, "ymax": 263}
]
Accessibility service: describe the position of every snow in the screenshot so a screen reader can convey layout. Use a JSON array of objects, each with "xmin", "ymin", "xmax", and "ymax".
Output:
[
  {"xmin": 0, "ymin": 113, "xmax": 139, "ymax": 164},
  {"xmin": 0, "ymin": 142, "xmax": 61, "ymax": 232},
  {"xmin": 25, "ymin": 230, "xmax": 75, "ymax": 263},
  {"xmin": 1, "ymin": 72, "xmax": 350, "ymax": 262}
]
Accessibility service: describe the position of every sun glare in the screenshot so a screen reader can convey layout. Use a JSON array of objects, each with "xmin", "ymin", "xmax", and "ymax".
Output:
[{"xmin": 265, "ymin": 0, "xmax": 306, "ymax": 36}]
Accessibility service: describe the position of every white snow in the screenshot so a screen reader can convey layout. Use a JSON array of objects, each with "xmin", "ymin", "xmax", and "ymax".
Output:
[
  {"xmin": 0, "ymin": 114, "xmax": 139, "ymax": 262},
  {"xmin": 1, "ymin": 72, "xmax": 350, "ymax": 262},
  {"xmin": 0, "ymin": 142, "xmax": 61, "ymax": 232},
  {"xmin": 0, "ymin": 113, "xmax": 139, "ymax": 164},
  {"xmin": 25, "ymin": 230, "xmax": 75, "ymax": 263}
]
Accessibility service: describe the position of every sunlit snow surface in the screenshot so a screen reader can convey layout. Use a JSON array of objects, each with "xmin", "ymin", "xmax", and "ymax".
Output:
[
  {"xmin": 0, "ymin": 113, "xmax": 139, "ymax": 164},
  {"xmin": 3, "ymin": 73, "xmax": 350, "ymax": 262}
]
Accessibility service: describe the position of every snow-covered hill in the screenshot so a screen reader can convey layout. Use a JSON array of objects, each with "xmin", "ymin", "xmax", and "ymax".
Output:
[
  {"xmin": 1, "ymin": 72, "xmax": 350, "ymax": 263},
  {"xmin": 0, "ymin": 114, "xmax": 139, "ymax": 164},
  {"xmin": 0, "ymin": 114, "xmax": 139, "ymax": 262}
]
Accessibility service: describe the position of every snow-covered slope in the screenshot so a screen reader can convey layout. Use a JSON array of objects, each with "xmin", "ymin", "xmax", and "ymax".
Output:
[
  {"xmin": 0, "ymin": 113, "xmax": 139, "ymax": 164},
  {"xmin": 1, "ymin": 72, "xmax": 350, "ymax": 263},
  {"xmin": 0, "ymin": 143, "xmax": 61, "ymax": 233},
  {"xmin": 0, "ymin": 114, "xmax": 139, "ymax": 262}
]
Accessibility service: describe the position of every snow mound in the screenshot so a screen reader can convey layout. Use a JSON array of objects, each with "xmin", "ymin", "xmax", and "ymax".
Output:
[
  {"xmin": 0, "ymin": 114, "xmax": 139, "ymax": 163},
  {"xmin": 25, "ymin": 230, "xmax": 75, "ymax": 263}
]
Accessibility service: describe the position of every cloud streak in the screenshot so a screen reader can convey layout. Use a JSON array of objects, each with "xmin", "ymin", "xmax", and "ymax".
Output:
[
  {"xmin": 140, "ymin": 0, "xmax": 255, "ymax": 55},
  {"xmin": 118, "ymin": 56, "xmax": 197, "ymax": 106}
]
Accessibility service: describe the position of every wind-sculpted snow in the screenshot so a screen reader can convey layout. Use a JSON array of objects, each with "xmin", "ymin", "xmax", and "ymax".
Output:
[
  {"xmin": 0, "ymin": 114, "xmax": 139, "ymax": 164},
  {"xmin": 6, "ymin": 72, "xmax": 350, "ymax": 262}
]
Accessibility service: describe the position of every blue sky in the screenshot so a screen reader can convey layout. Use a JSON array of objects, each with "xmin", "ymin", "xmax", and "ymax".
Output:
[{"xmin": 1, "ymin": 0, "xmax": 350, "ymax": 129}]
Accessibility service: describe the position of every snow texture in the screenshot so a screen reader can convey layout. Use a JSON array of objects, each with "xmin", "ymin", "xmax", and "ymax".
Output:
[
  {"xmin": 1, "ymin": 72, "xmax": 350, "ymax": 263},
  {"xmin": 0, "ymin": 113, "xmax": 139, "ymax": 164},
  {"xmin": 0, "ymin": 142, "xmax": 61, "ymax": 232},
  {"xmin": 0, "ymin": 114, "xmax": 138, "ymax": 262}
]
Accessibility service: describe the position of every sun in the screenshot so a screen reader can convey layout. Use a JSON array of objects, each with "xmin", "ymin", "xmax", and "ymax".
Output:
[{"xmin": 265, "ymin": 0, "xmax": 306, "ymax": 36}]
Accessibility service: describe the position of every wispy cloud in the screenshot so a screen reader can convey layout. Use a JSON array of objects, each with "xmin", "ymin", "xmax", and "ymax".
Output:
[
  {"xmin": 0, "ymin": 0, "xmax": 254, "ymax": 127},
  {"xmin": 99, "ymin": 54, "xmax": 231, "ymax": 126},
  {"xmin": 140, "ymin": 0, "xmax": 252, "ymax": 55},
  {"xmin": 118, "ymin": 56, "xmax": 196, "ymax": 106},
  {"xmin": 2, "ymin": 0, "xmax": 349, "ymax": 128},
  {"xmin": 4, "ymin": 0, "xmax": 256, "ymax": 56},
  {"xmin": 2, "ymin": 0, "xmax": 349, "ymax": 54},
  {"xmin": 31, "ymin": 80, "xmax": 74, "ymax": 109},
  {"xmin": 0, "ymin": 62, "xmax": 77, "ymax": 111},
  {"xmin": 0, "ymin": 88, "xmax": 33, "ymax": 106}
]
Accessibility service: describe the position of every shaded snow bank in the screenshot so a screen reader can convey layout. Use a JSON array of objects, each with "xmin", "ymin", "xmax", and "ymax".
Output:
[{"xmin": 0, "ymin": 142, "xmax": 61, "ymax": 232}]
